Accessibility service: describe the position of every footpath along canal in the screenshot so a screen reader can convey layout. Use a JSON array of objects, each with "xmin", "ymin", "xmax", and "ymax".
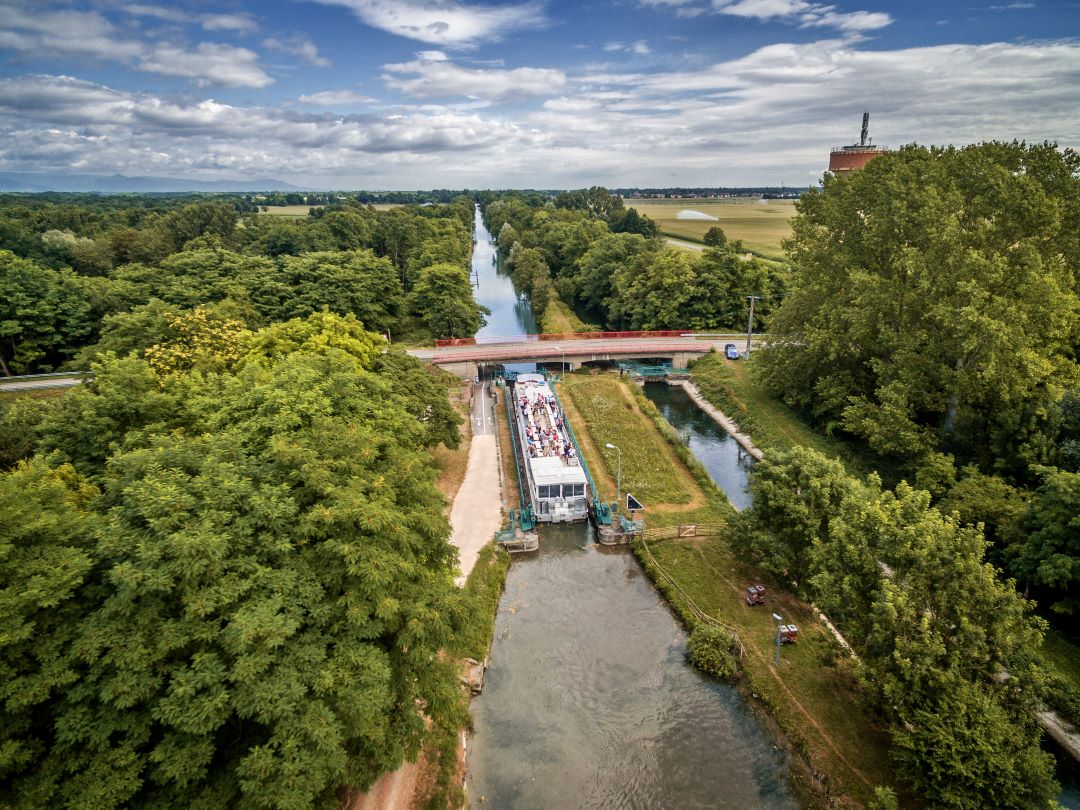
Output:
[{"xmin": 465, "ymin": 206, "xmax": 797, "ymax": 808}]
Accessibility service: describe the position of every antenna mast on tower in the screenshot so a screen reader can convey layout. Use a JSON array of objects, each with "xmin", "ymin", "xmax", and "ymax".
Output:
[{"xmin": 860, "ymin": 112, "xmax": 870, "ymax": 147}]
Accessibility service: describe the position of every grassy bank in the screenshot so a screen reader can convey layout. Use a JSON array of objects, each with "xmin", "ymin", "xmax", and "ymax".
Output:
[
  {"xmin": 689, "ymin": 352, "xmax": 888, "ymax": 480},
  {"xmin": 493, "ymin": 385, "xmax": 520, "ymax": 512},
  {"xmin": 558, "ymin": 373, "xmax": 727, "ymax": 525},
  {"xmin": 539, "ymin": 295, "xmax": 590, "ymax": 334},
  {"xmin": 558, "ymin": 371, "xmax": 898, "ymax": 806}
]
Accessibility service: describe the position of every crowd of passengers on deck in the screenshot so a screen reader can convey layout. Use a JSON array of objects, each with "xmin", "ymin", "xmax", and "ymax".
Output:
[{"xmin": 519, "ymin": 394, "xmax": 577, "ymax": 462}]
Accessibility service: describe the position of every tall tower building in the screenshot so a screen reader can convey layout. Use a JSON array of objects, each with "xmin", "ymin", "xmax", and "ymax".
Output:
[{"xmin": 828, "ymin": 112, "xmax": 887, "ymax": 173}]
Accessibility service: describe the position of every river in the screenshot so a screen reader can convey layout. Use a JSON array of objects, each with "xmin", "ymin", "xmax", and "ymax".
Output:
[{"xmin": 466, "ymin": 206, "xmax": 796, "ymax": 808}]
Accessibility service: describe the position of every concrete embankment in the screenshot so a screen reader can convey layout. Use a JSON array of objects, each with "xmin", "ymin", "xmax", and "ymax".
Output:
[{"xmin": 667, "ymin": 379, "xmax": 764, "ymax": 461}]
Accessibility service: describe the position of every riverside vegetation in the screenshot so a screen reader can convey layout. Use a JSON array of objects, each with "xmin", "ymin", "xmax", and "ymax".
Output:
[
  {"xmin": 0, "ymin": 193, "xmax": 497, "ymax": 807},
  {"xmin": 690, "ymin": 142, "xmax": 1080, "ymax": 809}
]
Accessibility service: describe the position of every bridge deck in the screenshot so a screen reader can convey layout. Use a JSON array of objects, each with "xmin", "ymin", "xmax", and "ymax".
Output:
[{"xmin": 432, "ymin": 337, "xmax": 711, "ymax": 364}]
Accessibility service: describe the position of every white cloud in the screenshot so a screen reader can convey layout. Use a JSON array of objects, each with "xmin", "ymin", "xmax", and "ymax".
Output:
[
  {"xmin": 304, "ymin": 0, "xmax": 545, "ymax": 48},
  {"xmin": 382, "ymin": 52, "xmax": 566, "ymax": 99},
  {"xmin": 263, "ymin": 35, "xmax": 331, "ymax": 67},
  {"xmin": 200, "ymin": 13, "xmax": 260, "ymax": 33},
  {"xmin": 0, "ymin": 4, "xmax": 144, "ymax": 59},
  {"xmin": 0, "ymin": 38, "xmax": 1077, "ymax": 188},
  {"xmin": 121, "ymin": 5, "xmax": 260, "ymax": 33},
  {"xmin": 639, "ymin": 0, "xmax": 895, "ymax": 32},
  {"xmin": 0, "ymin": 2, "xmax": 274, "ymax": 87},
  {"xmin": 0, "ymin": 73, "xmax": 545, "ymax": 180},
  {"xmin": 604, "ymin": 40, "xmax": 652, "ymax": 55},
  {"xmin": 137, "ymin": 43, "xmax": 274, "ymax": 88},
  {"xmin": 298, "ymin": 89, "xmax": 378, "ymax": 105}
]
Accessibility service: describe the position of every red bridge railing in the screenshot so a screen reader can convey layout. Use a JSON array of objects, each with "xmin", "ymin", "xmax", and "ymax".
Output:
[{"xmin": 434, "ymin": 329, "xmax": 693, "ymax": 348}]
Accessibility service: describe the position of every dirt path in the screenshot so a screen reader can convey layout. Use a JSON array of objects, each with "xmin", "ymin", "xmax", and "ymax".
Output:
[
  {"xmin": 449, "ymin": 434, "xmax": 502, "ymax": 586},
  {"xmin": 345, "ymin": 760, "xmax": 421, "ymax": 810}
]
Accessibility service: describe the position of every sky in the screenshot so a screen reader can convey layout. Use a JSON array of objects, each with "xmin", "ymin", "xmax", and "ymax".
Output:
[{"xmin": 0, "ymin": 0, "xmax": 1078, "ymax": 189}]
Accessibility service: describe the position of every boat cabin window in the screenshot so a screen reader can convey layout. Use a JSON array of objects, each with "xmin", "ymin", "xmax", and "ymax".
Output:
[
  {"xmin": 538, "ymin": 485, "xmax": 551, "ymax": 498},
  {"xmin": 568, "ymin": 483, "xmax": 585, "ymax": 497}
]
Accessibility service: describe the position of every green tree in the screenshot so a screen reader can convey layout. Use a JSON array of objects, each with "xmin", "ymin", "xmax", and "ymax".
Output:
[
  {"xmin": 269, "ymin": 251, "xmax": 404, "ymax": 333},
  {"xmin": 507, "ymin": 245, "xmax": 554, "ymax": 318},
  {"xmin": 609, "ymin": 246, "xmax": 695, "ymax": 330},
  {"xmin": 143, "ymin": 306, "xmax": 251, "ymax": 377},
  {"xmin": 745, "ymin": 446, "xmax": 858, "ymax": 590},
  {"xmin": 374, "ymin": 350, "xmax": 462, "ymax": 449},
  {"xmin": 702, "ymin": 226, "xmax": 727, "ymax": 247},
  {"xmin": 410, "ymin": 263, "xmax": 488, "ymax": 339},
  {"xmin": 1012, "ymin": 466, "xmax": 1080, "ymax": 614},
  {"xmin": 0, "ymin": 251, "xmax": 94, "ymax": 375},
  {"xmin": 565, "ymin": 233, "xmax": 656, "ymax": 321},
  {"xmin": 242, "ymin": 312, "xmax": 383, "ymax": 374},
  {"xmin": 12, "ymin": 352, "xmax": 463, "ymax": 808},
  {"xmin": 758, "ymin": 142, "xmax": 1080, "ymax": 473},
  {"xmin": 0, "ymin": 460, "xmax": 98, "ymax": 807}
]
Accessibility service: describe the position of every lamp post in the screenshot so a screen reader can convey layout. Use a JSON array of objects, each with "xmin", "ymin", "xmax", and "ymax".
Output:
[
  {"xmin": 605, "ymin": 442, "xmax": 622, "ymax": 511},
  {"xmin": 772, "ymin": 613, "xmax": 783, "ymax": 667}
]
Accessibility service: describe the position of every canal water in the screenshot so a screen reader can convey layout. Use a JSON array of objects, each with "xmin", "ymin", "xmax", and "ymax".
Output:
[
  {"xmin": 466, "ymin": 205, "xmax": 796, "ymax": 808},
  {"xmin": 473, "ymin": 206, "xmax": 536, "ymax": 341},
  {"xmin": 642, "ymin": 383, "xmax": 756, "ymax": 511}
]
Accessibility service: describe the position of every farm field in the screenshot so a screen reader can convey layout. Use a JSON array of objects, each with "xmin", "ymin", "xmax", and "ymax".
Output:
[
  {"xmin": 260, "ymin": 203, "xmax": 401, "ymax": 217},
  {"xmin": 625, "ymin": 198, "xmax": 797, "ymax": 260}
]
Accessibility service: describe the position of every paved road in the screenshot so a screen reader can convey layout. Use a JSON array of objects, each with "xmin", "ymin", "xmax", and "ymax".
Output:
[
  {"xmin": 412, "ymin": 335, "xmax": 758, "ymax": 365},
  {"xmin": 667, "ymin": 237, "xmax": 705, "ymax": 252},
  {"xmin": 0, "ymin": 375, "xmax": 87, "ymax": 392}
]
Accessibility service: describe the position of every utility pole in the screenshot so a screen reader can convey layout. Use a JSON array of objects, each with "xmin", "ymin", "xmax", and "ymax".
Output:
[{"xmin": 746, "ymin": 295, "xmax": 761, "ymax": 357}]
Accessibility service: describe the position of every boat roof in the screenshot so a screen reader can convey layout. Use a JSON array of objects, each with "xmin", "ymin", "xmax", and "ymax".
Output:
[{"xmin": 530, "ymin": 455, "xmax": 588, "ymax": 485}]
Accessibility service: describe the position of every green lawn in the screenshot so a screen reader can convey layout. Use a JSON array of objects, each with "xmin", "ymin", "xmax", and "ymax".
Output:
[{"xmin": 539, "ymin": 295, "xmax": 590, "ymax": 334}]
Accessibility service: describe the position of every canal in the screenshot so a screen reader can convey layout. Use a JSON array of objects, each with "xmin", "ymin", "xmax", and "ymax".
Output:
[{"xmin": 465, "ymin": 206, "xmax": 796, "ymax": 808}]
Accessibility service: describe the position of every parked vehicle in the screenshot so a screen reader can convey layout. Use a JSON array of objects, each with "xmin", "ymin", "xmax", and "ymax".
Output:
[
  {"xmin": 745, "ymin": 584, "xmax": 766, "ymax": 605},
  {"xmin": 724, "ymin": 344, "xmax": 741, "ymax": 360}
]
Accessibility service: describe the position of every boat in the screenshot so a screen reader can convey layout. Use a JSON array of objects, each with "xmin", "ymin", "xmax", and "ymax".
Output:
[{"xmin": 511, "ymin": 373, "xmax": 589, "ymax": 522}]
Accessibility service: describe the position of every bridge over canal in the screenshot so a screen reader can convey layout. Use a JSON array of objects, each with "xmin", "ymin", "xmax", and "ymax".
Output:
[{"xmin": 409, "ymin": 330, "xmax": 752, "ymax": 376}]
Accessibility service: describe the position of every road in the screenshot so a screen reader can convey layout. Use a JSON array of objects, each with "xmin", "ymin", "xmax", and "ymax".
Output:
[
  {"xmin": 412, "ymin": 335, "xmax": 760, "ymax": 366},
  {"xmin": 666, "ymin": 236, "xmax": 705, "ymax": 252},
  {"xmin": 0, "ymin": 374, "xmax": 87, "ymax": 392}
]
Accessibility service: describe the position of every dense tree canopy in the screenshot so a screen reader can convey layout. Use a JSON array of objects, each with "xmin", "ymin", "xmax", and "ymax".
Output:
[
  {"xmin": 746, "ymin": 448, "xmax": 1059, "ymax": 808},
  {"xmin": 1, "ymin": 315, "xmax": 466, "ymax": 808},
  {"xmin": 758, "ymin": 142, "xmax": 1080, "ymax": 476}
]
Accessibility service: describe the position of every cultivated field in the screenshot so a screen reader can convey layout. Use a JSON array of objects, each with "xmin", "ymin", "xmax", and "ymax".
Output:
[
  {"xmin": 261, "ymin": 205, "xmax": 319, "ymax": 217},
  {"xmin": 624, "ymin": 198, "xmax": 797, "ymax": 260},
  {"xmin": 260, "ymin": 203, "xmax": 401, "ymax": 217}
]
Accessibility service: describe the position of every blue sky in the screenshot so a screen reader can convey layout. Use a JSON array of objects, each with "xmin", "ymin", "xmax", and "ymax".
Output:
[{"xmin": 0, "ymin": 0, "xmax": 1078, "ymax": 188}]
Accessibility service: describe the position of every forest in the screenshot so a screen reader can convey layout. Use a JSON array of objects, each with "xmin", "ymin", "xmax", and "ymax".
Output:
[
  {"xmin": 0, "ymin": 193, "xmax": 488, "ymax": 808},
  {"xmin": 480, "ymin": 186, "xmax": 787, "ymax": 331},
  {"xmin": 738, "ymin": 142, "xmax": 1080, "ymax": 808}
]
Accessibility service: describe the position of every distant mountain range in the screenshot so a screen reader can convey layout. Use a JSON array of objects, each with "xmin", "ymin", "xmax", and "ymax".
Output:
[{"xmin": 0, "ymin": 173, "xmax": 304, "ymax": 193}]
